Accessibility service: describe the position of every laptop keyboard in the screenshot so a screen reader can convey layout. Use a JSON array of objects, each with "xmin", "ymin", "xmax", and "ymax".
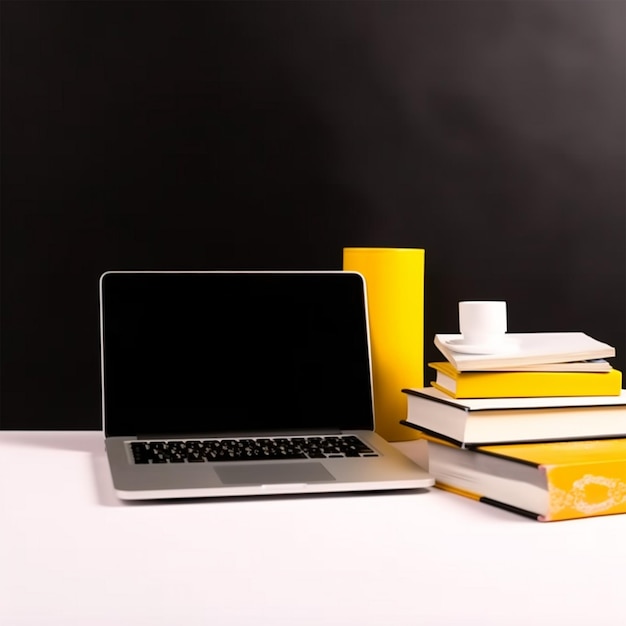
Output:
[{"xmin": 130, "ymin": 435, "xmax": 379, "ymax": 465}]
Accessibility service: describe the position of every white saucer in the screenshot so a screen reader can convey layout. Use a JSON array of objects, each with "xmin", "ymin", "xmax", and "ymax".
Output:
[{"xmin": 443, "ymin": 336, "xmax": 519, "ymax": 355}]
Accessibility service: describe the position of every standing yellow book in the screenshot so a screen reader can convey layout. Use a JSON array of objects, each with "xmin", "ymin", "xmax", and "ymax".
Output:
[
  {"xmin": 429, "ymin": 360, "xmax": 622, "ymax": 399},
  {"xmin": 419, "ymin": 434, "xmax": 626, "ymax": 522}
]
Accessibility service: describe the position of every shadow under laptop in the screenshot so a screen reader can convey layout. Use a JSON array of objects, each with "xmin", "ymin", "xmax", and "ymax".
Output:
[{"xmin": 115, "ymin": 488, "xmax": 432, "ymax": 508}]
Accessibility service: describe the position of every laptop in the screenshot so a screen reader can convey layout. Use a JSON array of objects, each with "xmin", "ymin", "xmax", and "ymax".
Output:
[{"xmin": 99, "ymin": 270, "xmax": 433, "ymax": 500}]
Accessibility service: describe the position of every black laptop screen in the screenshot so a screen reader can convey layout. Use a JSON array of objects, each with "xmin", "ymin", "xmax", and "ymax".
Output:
[{"xmin": 100, "ymin": 272, "xmax": 375, "ymax": 437}]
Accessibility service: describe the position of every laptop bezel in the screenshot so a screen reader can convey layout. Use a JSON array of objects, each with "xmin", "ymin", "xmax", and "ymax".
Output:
[{"xmin": 99, "ymin": 270, "xmax": 377, "ymax": 440}]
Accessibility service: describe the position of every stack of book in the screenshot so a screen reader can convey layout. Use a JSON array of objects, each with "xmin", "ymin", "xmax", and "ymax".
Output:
[{"xmin": 400, "ymin": 331, "xmax": 626, "ymax": 522}]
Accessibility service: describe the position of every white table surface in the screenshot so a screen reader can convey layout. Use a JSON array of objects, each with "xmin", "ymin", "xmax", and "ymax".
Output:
[{"xmin": 1, "ymin": 431, "xmax": 624, "ymax": 626}]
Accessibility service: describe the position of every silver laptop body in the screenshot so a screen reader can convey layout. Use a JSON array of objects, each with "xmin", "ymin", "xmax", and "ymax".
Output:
[{"xmin": 99, "ymin": 271, "xmax": 433, "ymax": 500}]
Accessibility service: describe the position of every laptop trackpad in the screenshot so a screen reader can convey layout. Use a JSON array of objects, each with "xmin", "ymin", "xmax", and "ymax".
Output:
[{"xmin": 215, "ymin": 462, "xmax": 335, "ymax": 485}]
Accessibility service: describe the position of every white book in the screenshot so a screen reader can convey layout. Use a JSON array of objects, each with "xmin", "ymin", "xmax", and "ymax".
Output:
[
  {"xmin": 434, "ymin": 332, "xmax": 615, "ymax": 372},
  {"xmin": 401, "ymin": 387, "xmax": 626, "ymax": 446}
]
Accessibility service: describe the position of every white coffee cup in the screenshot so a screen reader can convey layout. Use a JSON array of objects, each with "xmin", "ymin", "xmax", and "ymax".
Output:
[{"xmin": 458, "ymin": 301, "xmax": 507, "ymax": 346}]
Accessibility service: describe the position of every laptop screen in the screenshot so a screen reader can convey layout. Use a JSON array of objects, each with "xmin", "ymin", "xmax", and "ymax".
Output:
[{"xmin": 100, "ymin": 272, "xmax": 375, "ymax": 437}]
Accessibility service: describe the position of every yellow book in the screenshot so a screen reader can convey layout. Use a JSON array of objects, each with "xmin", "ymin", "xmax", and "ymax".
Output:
[
  {"xmin": 429, "ymin": 360, "xmax": 622, "ymax": 399},
  {"xmin": 418, "ymin": 432, "xmax": 626, "ymax": 522}
]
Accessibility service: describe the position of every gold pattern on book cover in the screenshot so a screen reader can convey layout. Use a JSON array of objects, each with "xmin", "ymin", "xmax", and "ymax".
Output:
[{"xmin": 548, "ymin": 472, "xmax": 626, "ymax": 520}]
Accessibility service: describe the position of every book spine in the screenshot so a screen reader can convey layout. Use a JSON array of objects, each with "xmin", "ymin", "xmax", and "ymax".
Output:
[{"xmin": 434, "ymin": 369, "xmax": 622, "ymax": 399}]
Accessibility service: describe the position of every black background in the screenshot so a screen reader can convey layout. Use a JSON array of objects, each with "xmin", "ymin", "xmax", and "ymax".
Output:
[{"xmin": 2, "ymin": 0, "xmax": 625, "ymax": 429}]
